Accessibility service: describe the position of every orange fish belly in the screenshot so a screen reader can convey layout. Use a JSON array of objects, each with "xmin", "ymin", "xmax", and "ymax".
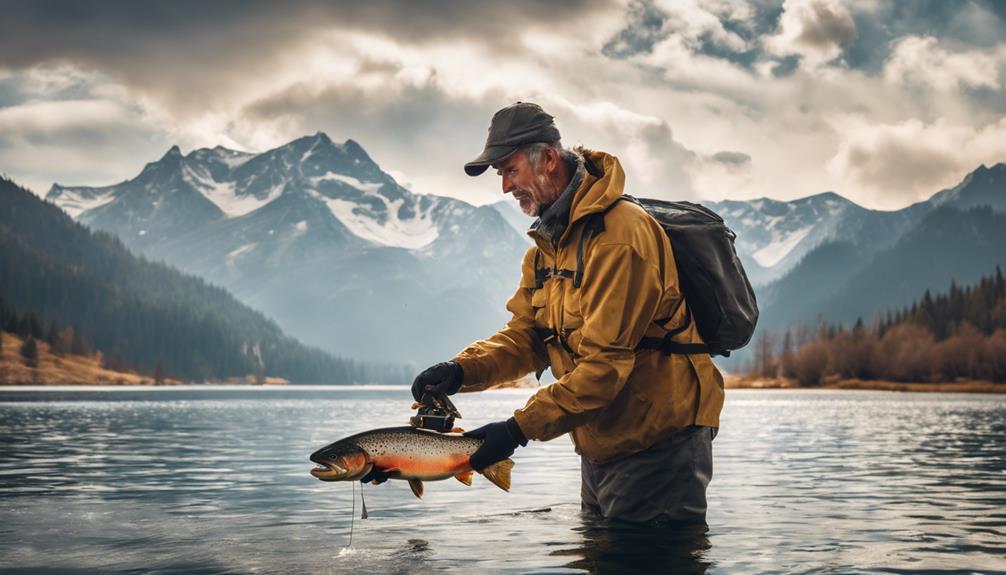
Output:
[{"xmin": 372, "ymin": 453, "xmax": 471, "ymax": 481}]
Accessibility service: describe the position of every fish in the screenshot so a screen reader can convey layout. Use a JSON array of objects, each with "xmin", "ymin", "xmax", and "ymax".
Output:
[{"xmin": 309, "ymin": 426, "xmax": 514, "ymax": 499}]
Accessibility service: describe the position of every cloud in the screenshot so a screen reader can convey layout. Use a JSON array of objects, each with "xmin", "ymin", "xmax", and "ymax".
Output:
[
  {"xmin": 828, "ymin": 117, "xmax": 1006, "ymax": 208},
  {"xmin": 710, "ymin": 150, "xmax": 752, "ymax": 166},
  {"xmin": 543, "ymin": 97, "xmax": 699, "ymax": 199},
  {"xmin": 884, "ymin": 35, "xmax": 1001, "ymax": 93},
  {"xmin": 764, "ymin": 0, "xmax": 857, "ymax": 67},
  {"xmin": 0, "ymin": 0, "xmax": 1002, "ymax": 213}
]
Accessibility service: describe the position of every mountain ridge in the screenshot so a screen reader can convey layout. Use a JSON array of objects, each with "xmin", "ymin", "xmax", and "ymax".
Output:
[{"xmin": 48, "ymin": 133, "xmax": 528, "ymax": 365}]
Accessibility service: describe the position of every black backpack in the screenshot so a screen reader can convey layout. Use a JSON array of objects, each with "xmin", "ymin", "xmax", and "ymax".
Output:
[{"xmin": 572, "ymin": 195, "xmax": 759, "ymax": 357}]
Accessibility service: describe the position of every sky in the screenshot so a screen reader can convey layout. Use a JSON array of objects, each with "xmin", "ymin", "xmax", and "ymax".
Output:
[{"xmin": 0, "ymin": 0, "xmax": 1004, "ymax": 210}]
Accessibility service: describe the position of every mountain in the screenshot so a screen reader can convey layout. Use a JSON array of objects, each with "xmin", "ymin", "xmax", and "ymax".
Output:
[
  {"xmin": 706, "ymin": 191, "xmax": 932, "ymax": 286},
  {"xmin": 929, "ymin": 163, "xmax": 1006, "ymax": 213},
  {"xmin": 2, "ymin": 176, "xmax": 406, "ymax": 384},
  {"xmin": 48, "ymin": 133, "xmax": 528, "ymax": 365},
  {"xmin": 753, "ymin": 164, "xmax": 1006, "ymax": 332}
]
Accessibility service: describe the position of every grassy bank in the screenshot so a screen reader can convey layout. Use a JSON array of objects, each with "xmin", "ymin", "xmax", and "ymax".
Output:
[
  {"xmin": 0, "ymin": 332, "xmax": 287, "ymax": 386},
  {"xmin": 725, "ymin": 373, "xmax": 1004, "ymax": 393}
]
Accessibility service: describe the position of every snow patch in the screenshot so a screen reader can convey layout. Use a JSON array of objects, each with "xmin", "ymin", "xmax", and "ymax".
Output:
[
  {"xmin": 752, "ymin": 226, "xmax": 812, "ymax": 268},
  {"xmin": 226, "ymin": 243, "xmax": 257, "ymax": 266},
  {"xmin": 52, "ymin": 188, "xmax": 117, "ymax": 218},
  {"xmin": 311, "ymin": 172, "xmax": 383, "ymax": 194},
  {"xmin": 183, "ymin": 164, "xmax": 283, "ymax": 217},
  {"xmin": 294, "ymin": 220, "xmax": 308, "ymax": 235},
  {"xmin": 217, "ymin": 151, "xmax": 253, "ymax": 169},
  {"xmin": 310, "ymin": 191, "xmax": 438, "ymax": 249}
]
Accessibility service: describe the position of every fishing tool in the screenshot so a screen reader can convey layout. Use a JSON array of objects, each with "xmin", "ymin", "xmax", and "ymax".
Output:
[{"xmin": 409, "ymin": 392, "xmax": 462, "ymax": 433}]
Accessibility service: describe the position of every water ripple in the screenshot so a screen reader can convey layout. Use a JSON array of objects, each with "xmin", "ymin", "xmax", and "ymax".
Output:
[{"xmin": 0, "ymin": 388, "xmax": 1003, "ymax": 574}]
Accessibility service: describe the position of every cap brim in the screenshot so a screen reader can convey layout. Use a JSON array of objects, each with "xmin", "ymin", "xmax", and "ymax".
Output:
[{"xmin": 464, "ymin": 145, "xmax": 518, "ymax": 176}]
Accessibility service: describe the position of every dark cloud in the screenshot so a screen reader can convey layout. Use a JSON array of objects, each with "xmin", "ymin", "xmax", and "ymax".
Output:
[
  {"xmin": 602, "ymin": 0, "xmax": 1003, "ymax": 81},
  {"xmin": 792, "ymin": 1, "xmax": 856, "ymax": 49},
  {"xmin": 601, "ymin": 0, "xmax": 668, "ymax": 59},
  {"xmin": 0, "ymin": 0, "xmax": 609, "ymax": 111},
  {"xmin": 845, "ymin": 0, "xmax": 1006, "ymax": 73},
  {"xmin": 711, "ymin": 150, "xmax": 751, "ymax": 166}
]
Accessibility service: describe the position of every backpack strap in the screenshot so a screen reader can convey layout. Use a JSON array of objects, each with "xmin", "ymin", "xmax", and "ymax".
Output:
[
  {"xmin": 572, "ymin": 198, "xmax": 623, "ymax": 288},
  {"xmin": 636, "ymin": 306, "xmax": 711, "ymax": 354},
  {"xmin": 533, "ymin": 248, "xmax": 576, "ymax": 288}
]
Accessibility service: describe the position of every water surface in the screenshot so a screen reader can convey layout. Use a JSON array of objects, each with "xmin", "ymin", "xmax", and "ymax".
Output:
[{"xmin": 0, "ymin": 387, "xmax": 1003, "ymax": 574}]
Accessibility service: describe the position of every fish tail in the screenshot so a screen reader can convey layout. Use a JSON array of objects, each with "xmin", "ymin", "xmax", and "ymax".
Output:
[{"xmin": 479, "ymin": 458, "xmax": 514, "ymax": 492}]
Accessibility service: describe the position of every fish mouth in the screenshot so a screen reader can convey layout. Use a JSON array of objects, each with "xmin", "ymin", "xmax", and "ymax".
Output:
[
  {"xmin": 310, "ymin": 461, "xmax": 347, "ymax": 481},
  {"xmin": 309, "ymin": 453, "xmax": 349, "ymax": 481}
]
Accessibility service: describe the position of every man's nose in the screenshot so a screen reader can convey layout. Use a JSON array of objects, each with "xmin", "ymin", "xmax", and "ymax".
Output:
[{"xmin": 501, "ymin": 174, "xmax": 512, "ymax": 194}]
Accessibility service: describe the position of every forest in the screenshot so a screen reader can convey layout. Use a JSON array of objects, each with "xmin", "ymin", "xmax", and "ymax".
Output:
[
  {"xmin": 749, "ymin": 268, "xmax": 1006, "ymax": 384},
  {"xmin": 0, "ymin": 177, "xmax": 411, "ymax": 384}
]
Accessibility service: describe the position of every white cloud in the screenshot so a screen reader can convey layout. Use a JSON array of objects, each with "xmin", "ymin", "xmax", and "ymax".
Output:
[
  {"xmin": 0, "ymin": 2, "xmax": 1002, "ymax": 214},
  {"xmin": 0, "ymin": 99, "xmax": 130, "ymax": 133},
  {"xmin": 884, "ymin": 35, "xmax": 1001, "ymax": 93},
  {"xmin": 763, "ymin": 0, "xmax": 857, "ymax": 68},
  {"xmin": 652, "ymin": 0, "xmax": 752, "ymax": 52},
  {"xmin": 828, "ymin": 116, "xmax": 1006, "ymax": 209}
]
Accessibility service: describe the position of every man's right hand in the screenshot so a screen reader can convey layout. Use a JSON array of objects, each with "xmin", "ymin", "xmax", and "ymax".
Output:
[{"xmin": 411, "ymin": 361, "xmax": 464, "ymax": 401}]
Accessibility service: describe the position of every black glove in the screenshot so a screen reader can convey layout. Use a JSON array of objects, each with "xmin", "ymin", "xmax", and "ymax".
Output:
[
  {"xmin": 464, "ymin": 417, "xmax": 528, "ymax": 472},
  {"xmin": 411, "ymin": 361, "xmax": 464, "ymax": 401},
  {"xmin": 360, "ymin": 468, "xmax": 390, "ymax": 485}
]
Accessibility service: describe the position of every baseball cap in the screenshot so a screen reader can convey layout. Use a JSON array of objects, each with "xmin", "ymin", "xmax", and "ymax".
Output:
[{"xmin": 464, "ymin": 102, "xmax": 561, "ymax": 176}]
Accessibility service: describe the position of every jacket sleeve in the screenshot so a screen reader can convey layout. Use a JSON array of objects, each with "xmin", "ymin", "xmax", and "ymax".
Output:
[
  {"xmin": 513, "ymin": 241, "xmax": 664, "ymax": 440},
  {"xmin": 451, "ymin": 247, "xmax": 549, "ymax": 391}
]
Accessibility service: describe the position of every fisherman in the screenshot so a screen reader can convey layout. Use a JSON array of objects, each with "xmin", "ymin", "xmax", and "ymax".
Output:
[{"xmin": 396, "ymin": 102, "xmax": 724, "ymax": 524}]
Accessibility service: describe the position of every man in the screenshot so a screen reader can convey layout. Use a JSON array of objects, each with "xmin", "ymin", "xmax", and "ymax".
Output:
[{"xmin": 410, "ymin": 102, "xmax": 725, "ymax": 524}]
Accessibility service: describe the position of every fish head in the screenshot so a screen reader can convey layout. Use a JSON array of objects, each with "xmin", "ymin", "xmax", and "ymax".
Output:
[{"xmin": 309, "ymin": 441, "xmax": 371, "ymax": 482}]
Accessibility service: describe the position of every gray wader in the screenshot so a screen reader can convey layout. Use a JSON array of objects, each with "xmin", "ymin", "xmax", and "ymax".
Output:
[{"xmin": 581, "ymin": 425, "xmax": 716, "ymax": 524}]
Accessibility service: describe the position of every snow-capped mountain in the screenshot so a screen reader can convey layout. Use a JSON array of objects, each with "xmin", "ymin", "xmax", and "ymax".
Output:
[
  {"xmin": 706, "ymin": 163, "xmax": 1004, "ymax": 287},
  {"xmin": 46, "ymin": 134, "xmax": 1003, "ymax": 368},
  {"xmin": 47, "ymin": 133, "xmax": 528, "ymax": 365},
  {"xmin": 706, "ymin": 192, "xmax": 930, "ymax": 286}
]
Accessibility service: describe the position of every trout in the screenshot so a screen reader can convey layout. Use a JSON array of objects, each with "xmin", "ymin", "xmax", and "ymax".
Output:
[{"xmin": 309, "ymin": 426, "xmax": 513, "ymax": 498}]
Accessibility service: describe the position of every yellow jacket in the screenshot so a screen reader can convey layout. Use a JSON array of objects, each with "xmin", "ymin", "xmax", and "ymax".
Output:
[{"xmin": 453, "ymin": 149, "xmax": 724, "ymax": 463}]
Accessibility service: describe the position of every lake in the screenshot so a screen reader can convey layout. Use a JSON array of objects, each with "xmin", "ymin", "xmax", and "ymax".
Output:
[{"xmin": 0, "ymin": 387, "xmax": 1003, "ymax": 574}]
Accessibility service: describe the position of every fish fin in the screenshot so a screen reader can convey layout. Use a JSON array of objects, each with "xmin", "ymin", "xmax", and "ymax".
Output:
[
  {"xmin": 454, "ymin": 470, "xmax": 473, "ymax": 486},
  {"xmin": 479, "ymin": 458, "xmax": 514, "ymax": 492},
  {"xmin": 408, "ymin": 478, "xmax": 424, "ymax": 499},
  {"xmin": 451, "ymin": 427, "xmax": 464, "ymax": 433},
  {"xmin": 371, "ymin": 467, "xmax": 399, "ymax": 484}
]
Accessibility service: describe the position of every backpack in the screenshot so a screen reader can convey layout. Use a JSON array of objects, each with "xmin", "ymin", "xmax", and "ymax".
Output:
[{"xmin": 570, "ymin": 195, "xmax": 759, "ymax": 357}]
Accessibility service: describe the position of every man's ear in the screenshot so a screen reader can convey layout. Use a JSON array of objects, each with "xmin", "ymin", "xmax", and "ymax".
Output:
[{"xmin": 545, "ymin": 147, "xmax": 560, "ymax": 173}]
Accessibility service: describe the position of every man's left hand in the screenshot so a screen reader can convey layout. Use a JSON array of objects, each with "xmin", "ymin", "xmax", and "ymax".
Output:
[
  {"xmin": 360, "ymin": 468, "xmax": 390, "ymax": 485},
  {"xmin": 464, "ymin": 417, "xmax": 528, "ymax": 471}
]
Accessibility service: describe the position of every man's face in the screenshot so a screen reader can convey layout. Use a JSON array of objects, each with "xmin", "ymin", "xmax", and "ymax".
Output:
[{"xmin": 493, "ymin": 149, "xmax": 561, "ymax": 217}]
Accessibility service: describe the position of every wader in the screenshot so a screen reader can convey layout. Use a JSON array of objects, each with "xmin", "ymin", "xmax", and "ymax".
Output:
[{"xmin": 580, "ymin": 426, "xmax": 716, "ymax": 524}]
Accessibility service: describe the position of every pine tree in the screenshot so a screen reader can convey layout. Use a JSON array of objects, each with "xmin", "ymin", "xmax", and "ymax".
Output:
[
  {"xmin": 20, "ymin": 336, "xmax": 39, "ymax": 368},
  {"xmin": 153, "ymin": 361, "xmax": 166, "ymax": 385},
  {"xmin": 71, "ymin": 330, "xmax": 90, "ymax": 356}
]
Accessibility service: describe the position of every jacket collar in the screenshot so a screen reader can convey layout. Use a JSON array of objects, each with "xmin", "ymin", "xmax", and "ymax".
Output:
[
  {"xmin": 528, "ymin": 152, "xmax": 584, "ymax": 247},
  {"xmin": 527, "ymin": 148, "xmax": 625, "ymax": 248}
]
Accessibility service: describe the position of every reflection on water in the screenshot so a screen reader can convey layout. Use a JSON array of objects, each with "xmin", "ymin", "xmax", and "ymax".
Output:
[
  {"xmin": 560, "ymin": 514, "xmax": 712, "ymax": 574},
  {"xmin": 0, "ymin": 387, "xmax": 1003, "ymax": 574}
]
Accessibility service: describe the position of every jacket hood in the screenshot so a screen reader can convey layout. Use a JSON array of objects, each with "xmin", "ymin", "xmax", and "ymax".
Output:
[{"xmin": 559, "ymin": 148, "xmax": 625, "ymax": 245}]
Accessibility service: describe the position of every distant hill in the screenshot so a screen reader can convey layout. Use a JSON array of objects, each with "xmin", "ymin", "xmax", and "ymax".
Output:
[
  {"xmin": 756, "ymin": 205, "xmax": 1006, "ymax": 333},
  {"xmin": 706, "ymin": 163, "xmax": 1004, "ymax": 287},
  {"xmin": 48, "ymin": 133, "xmax": 527, "ymax": 365},
  {"xmin": 40, "ymin": 130, "xmax": 1004, "ymax": 370},
  {"xmin": 0, "ymin": 176, "xmax": 408, "ymax": 384}
]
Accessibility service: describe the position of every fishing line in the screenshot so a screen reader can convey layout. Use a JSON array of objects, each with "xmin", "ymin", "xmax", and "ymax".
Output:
[{"xmin": 348, "ymin": 481, "xmax": 356, "ymax": 547}]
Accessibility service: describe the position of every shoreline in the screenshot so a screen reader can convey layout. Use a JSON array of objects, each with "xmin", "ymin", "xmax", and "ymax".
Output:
[{"xmin": 725, "ymin": 375, "xmax": 1005, "ymax": 394}]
